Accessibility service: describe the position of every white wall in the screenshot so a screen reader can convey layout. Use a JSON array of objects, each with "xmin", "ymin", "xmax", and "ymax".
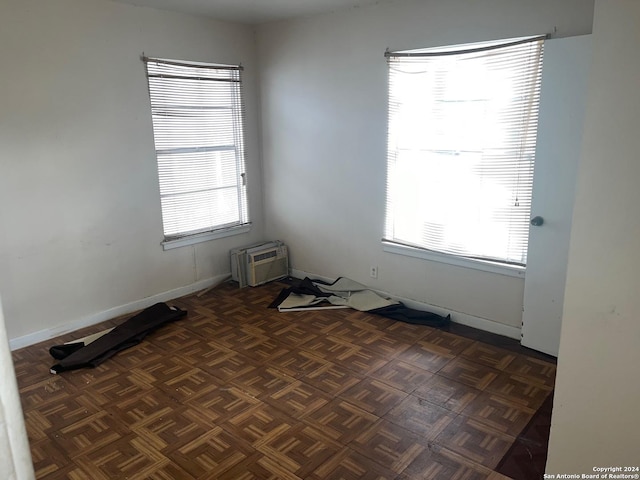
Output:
[
  {"xmin": 0, "ymin": 298, "xmax": 34, "ymax": 480},
  {"xmin": 547, "ymin": 0, "xmax": 640, "ymax": 471},
  {"xmin": 0, "ymin": 0, "xmax": 264, "ymax": 344},
  {"xmin": 257, "ymin": 0, "xmax": 594, "ymax": 329}
]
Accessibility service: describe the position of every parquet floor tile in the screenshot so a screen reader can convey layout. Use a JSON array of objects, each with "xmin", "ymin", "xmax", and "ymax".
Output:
[
  {"xmin": 329, "ymin": 342, "xmax": 390, "ymax": 376},
  {"xmin": 422, "ymin": 330, "xmax": 476, "ymax": 356},
  {"xmin": 300, "ymin": 361, "xmax": 363, "ymax": 396},
  {"xmin": 50, "ymin": 410, "xmax": 129, "ymax": 459},
  {"xmin": 344, "ymin": 309, "xmax": 395, "ymax": 329},
  {"xmin": 109, "ymin": 341, "xmax": 167, "ymax": 369},
  {"xmin": 394, "ymin": 340, "xmax": 456, "ymax": 373},
  {"xmin": 495, "ymin": 391, "xmax": 554, "ymax": 479},
  {"xmin": 60, "ymin": 363, "xmax": 124, "ymax": 391},
  {"xmin": 348, "ymin": 418, "xmax": 429, "ymax": 474},
  {"xmin": 19, "ymin": 376, "xmax": 81, "ymax": 413},
  {"xmin": 205, "ymin": 327, "xmax": 267, "ymax": 352},
  {"xmin": 399, "ymin": 443, "xmax": 495, "ymax": 480},
  {"xmin": 269, "ymin": 349, "xmax": 327, "ymax": 379},
  {"xmin": 78, "ymin": 368, "xmax": 157, "ymax": 404},
  {"xmin": 105, "ymin": 388, "xmax": 179, "ymax": 427},
  {"xmin": 384, "ymin": 394, "xmax": 456, "ymax": 439},
  {"xmin": 132, "ymin": 404, "xmax": 217, "ymax": 451},
  {"xmin": 503, "ymin": 355, "xmax": 557, "ymax": 387},
  {"xmin": 349, "ymin": 332, "xmax": 413, "ymax": 359},
  {"xmin": 304, "ymin": 398, "xmax": 379, "ymax": 444},
  {"xmin": 269, "ymin": 323, "xmax": 321, "ymax": 347},
  {"xmin": 238, "ymin": 317, "xmax": 291, "ymax": 337},
  {"xmin": 179, "ymin": 309, "xmax": 235, "ymax": 338},
  {"xmin": 301, "ymin": 335, "xmax": 357, "ymax": 362},
  {"xmin": 165, "ymin": 425, "xmax": 255, "ymax": 478},
  {"xmin": 222, "ymin": 402, "xmax": 294, "ymax": 445},
  {"xmin": 229, "ymin": 365, "xmax": 297, "ymax": 399},
  {"xmin": 309, "ymin": 446, "xmax": 398, "ymax": 480},
  {"xmin": 158, "ymin": 336, "xmax": 222, "ymax": 367},
  {"xmin": 382, "ymin": 321, "xmax": 434, "ymax": 342},
  {"xmin": 484, "ymin": 372, "xmax": 553, "ymax": 410},
  {"xmin": 329, "ymin": 320, "xmax": 386, "ymax": 345},
  {"xmin": 437, "ymin": 357, "xmax": 501, "ymax": 390},
  {"xmin": 435, "ymin": 416, "xmax": 516, "ymax": 469},
  {"xmin": 239, "ymin": 336, "xmax": 292, "ymax": 363},
  {"xmin": 254, "ymin": 423, "xmax": 343, "ymax": 478},
  {"xmin": 30, "ymin": 438, "xmax": 77, "ymax": 479},
  {"xmin": 461, "ymin": 391, "xmax": 536, "ymax": 436},
  {"xmin": 24, "ymin": 394, "xmax": 103, "ymax": 441},
  {"xmin": 33, "ymin": 463, "xmax": 95, "ymax": 480},
  {"xmin": 134, "ymin": 360, "xmax": 220, "ymax": 403},
  {"xmin": 197, "ymin": 348, "xmax": 260, "ymax": 383},
  {"xmin": 340, "ymin": 377, "xmax": 408, "ymax": 416},
  {"xmin": 369, "ymin": 359, "xmax": 434, "ymax": 393},
  {"xmin": 263, "ymin": 380, "xmax": 332, "ymax": 419},
  {"xmin": 146, "ymin": 325, "xmax": 208, "ymax": 352},
  {"xmin": 185, "ymin": 384, "xmax": 262, "ymax": 422},
  {"xmin": 12, "ymin": 347, "xmax": 58, "ymax": 387},
  {"xmin": 295, "ymin": 311, "xmax": 346, "ymax": 333},
  {"xmin": 215, "ymin": 452, "xmax": 304, "ymax": 480},
  {"xmin": 412, "ymin": 374, "xmax": 482, "ymax": 413},
  {"xmin": 73, "ymin": 434, "xmax": 174, "ymax": 480},
  {"xmin": 12, "ymin": 279, "xmax": 556, "ymax": 479},
  {"xmin": 460, "ymin": 342, "xmax": 518, "ymax": 371}
]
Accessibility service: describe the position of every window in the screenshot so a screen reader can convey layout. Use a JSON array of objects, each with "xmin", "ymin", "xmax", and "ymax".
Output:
[
  {"xmin": 144, "ymin": 57, "xmax": 250, "ymax": 249},
  {"xmin": 384, "ymin": 36, "xmax": 544, "ymax": 268}
]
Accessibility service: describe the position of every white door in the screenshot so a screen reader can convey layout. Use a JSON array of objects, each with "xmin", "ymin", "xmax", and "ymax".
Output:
[{"xmin": 521, "ymin": 35, "xmax": 592, "ymax": 357}]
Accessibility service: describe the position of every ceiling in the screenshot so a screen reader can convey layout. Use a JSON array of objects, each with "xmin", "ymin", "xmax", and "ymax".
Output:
[{"xmin": 110, "ymin": 0, "xmax": 385, "ymax": 24}]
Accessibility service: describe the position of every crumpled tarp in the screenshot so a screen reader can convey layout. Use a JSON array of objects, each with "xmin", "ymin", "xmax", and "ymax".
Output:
[{"xmin": 270, "ymin": 277, "xmax": 450, "ymax": 327}]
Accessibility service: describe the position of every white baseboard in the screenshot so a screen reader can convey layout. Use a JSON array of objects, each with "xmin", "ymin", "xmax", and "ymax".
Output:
[
  {"xmin": 9, "ymin": 274, "xmax": 231, "ymax": 351},
  {"xmin": 290, "ymin": 269, "xmax": 521, "ymax": 340}
]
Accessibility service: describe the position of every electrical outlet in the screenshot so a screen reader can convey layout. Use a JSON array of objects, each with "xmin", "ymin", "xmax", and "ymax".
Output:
[{"xmin": 370, "ymin": 265, "xmax": 378, "ymax": 279}]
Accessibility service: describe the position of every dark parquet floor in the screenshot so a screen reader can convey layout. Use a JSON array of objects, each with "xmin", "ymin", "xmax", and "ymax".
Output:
[{"xmin": 12, "ymin": 280, "xmax": 556, "ymax": 479}]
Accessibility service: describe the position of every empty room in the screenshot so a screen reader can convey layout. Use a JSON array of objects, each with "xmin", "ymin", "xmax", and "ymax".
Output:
[{"xmin": 1, "ymin": 0, "xmax": 639, "ymax": 478}]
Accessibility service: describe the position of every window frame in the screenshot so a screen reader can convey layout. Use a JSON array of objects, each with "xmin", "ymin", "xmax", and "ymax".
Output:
[
  {"xmin": 143, "ymin": 56, "xmax": 251, "ymax": 250},
  {"xmin": 383, "ymin": 36, "xmax": 545, "ymax": 272}
]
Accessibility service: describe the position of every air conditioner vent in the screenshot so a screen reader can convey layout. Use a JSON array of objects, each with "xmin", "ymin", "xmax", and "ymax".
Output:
[{"xmin": 251, "ymin": 250, "xmax": 278, "ymax": 263}]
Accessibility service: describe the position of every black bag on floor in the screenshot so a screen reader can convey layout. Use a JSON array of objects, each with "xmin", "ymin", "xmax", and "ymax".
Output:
[{"xmin": 49, "ymin": 302, "xmax": 187, "ymax": 374}]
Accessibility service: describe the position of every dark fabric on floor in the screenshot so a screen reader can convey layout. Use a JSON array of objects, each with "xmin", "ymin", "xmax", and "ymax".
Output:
[
  {"xmin": 49, "ymin": 342, "xmax": 85, "ymax": 360},
  {"xmin": 49, "ymin": 303, "xmax": 187, "ymax": 374},
  {"xmin": 369, "ymin": 303, "xmax": 450, "ymax": 327}
]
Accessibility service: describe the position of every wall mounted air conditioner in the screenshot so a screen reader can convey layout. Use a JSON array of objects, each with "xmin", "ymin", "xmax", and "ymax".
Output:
[{"xmin": 230, "ymin": 241, "xmax": 289, "ymax": 288}]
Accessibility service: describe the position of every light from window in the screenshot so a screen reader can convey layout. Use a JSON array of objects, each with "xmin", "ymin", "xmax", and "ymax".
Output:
[
  {"xmin": 384, "ymin": 36, "xmax": 544, "ymax": 266},
  {"xmin": 144, "ymin": 57, "xmax": 249, "ymax": 241}
]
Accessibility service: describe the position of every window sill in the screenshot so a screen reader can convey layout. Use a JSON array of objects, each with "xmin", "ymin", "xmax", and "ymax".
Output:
[
  {"xmin": 382, "ymin": 241, "xmax": 526, "ymax": 278},
  {"xmin": 162, "ymin": 225, "xmax": 251, "ymax": 250}
]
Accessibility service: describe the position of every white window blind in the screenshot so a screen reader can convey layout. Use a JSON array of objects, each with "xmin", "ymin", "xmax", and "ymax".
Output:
[
  {"xmin": 384, "ymin": 36, "xmax": 544, "ymax": 266},
  {"xmin": 144, "ymin": 57, "xmax": 249, "ymax": 241}
]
